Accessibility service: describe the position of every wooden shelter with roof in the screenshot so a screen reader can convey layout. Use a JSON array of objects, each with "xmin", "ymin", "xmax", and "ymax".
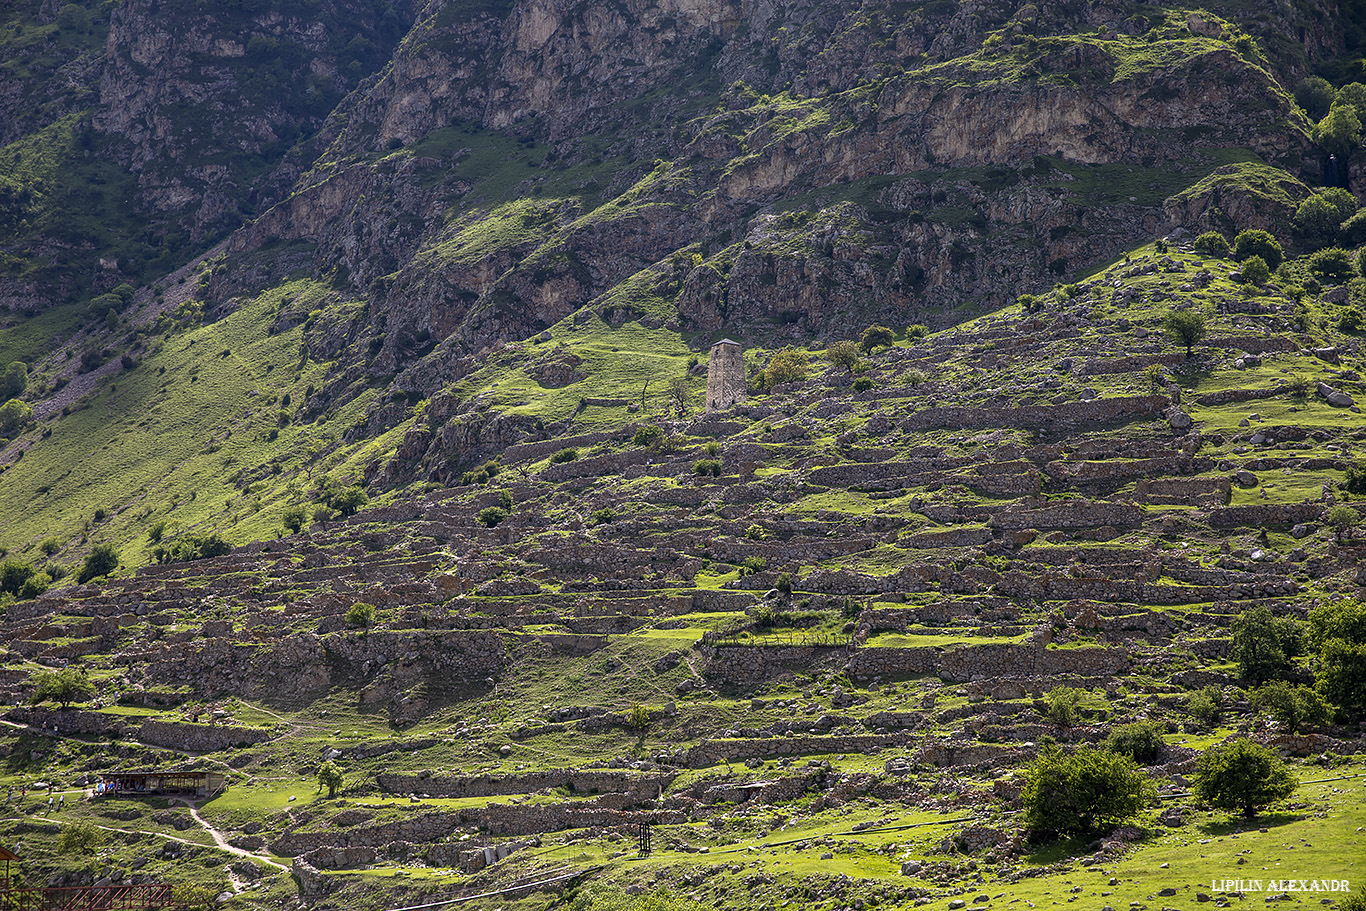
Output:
[{"xmin": 95, "ymin": 770, "xmax": 226, "ymax": 799}]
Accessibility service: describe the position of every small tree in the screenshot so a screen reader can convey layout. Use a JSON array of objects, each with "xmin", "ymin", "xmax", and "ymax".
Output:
[
  {"xmin": 76, "ymin": 543, "xmax": 119, "ymax": 583},
  {"xmin": 1325, "ymin": 504, "xmax": 1361, "ymax": 542},
  {"xmin": 859, "ymin": 325, "xmax": 895, "ymax": 353},
  {"xmin": 1308, "ymin": 247, "xmax": 1356, "ymax": 283},
  {"xmin": 1232, "ymin": 229, "xmax": 1284, "ymax": 270},
  {"xmin": 1231, "ymin": 604, "xmax": 1301, "ymax": 683},
  {"xmin": 826, "ymin": 340, "xmax": 860, "ymax": 372},
  {"xmin": 763, "ymin": 347, "xmax": 810, "ymax": 389},
  {"xmin": 345, "ymin": 602, "xmax": 376, "ymax": 629},
  {"xmin": 58, "ymin": 820, "xmax": 104, "ymax": 855},
  {"xmin": 1294, "ymin": 76, "xmax": 1336, "ymax": 119},
  {"xmin": 31, "ymin": 667, "xmax": 95, "ymax": 709},
  {"xmin": 1238, "ymin": 254, "xmax": 1270, "ymax": 286},
  {"xmin": 1104, "ymin": 720, "xmax": 1166, "ymax": 765},
  {"xmin": 1, "ymin": 360, "xmax": 26, "ymax": 399},
  {"xmin": 1164, "ymin": 309, "xmax": 1207, "ymax": 358},
  {"xmin": 1313, "ymin": 104, "xmax": 1363, "ymax": 160},
  {"xmin": 1044, "ymin": 685, "xmax": 1084, "ymax": 726},
  {"xmin": 1185, "ymin": 686, "xmax": 1222, "ymax": 727},
  {"xmin": 1252, "ymin": 680, "xmax": 1329, "ymax": 733},
  {"xmin": 1294, "ymin": 190, "xmax": 1359, "ymax": 247},
  {"xmin": 1193, "ymin": 738, "xmax": 1297, "ymax": 818},
  {"xmin": 0, "ymin": 398, "xmax": 33, "ymax": 433},
  {"xmin": 667, "ymin": 376, "xmax": 691, "ymax": 414},
  {"xmin": 1022, "ymin": 744, "xmax": 1155, "ymax": 838},
  {"xmin": 477, "ymin": 506, "xmax": 508, "ymax": 527},
  {"xmin": 317, "ymin": 760, "xmax": 343, "ymax": 798},
  {"xmin": 330, "ymin": 485, "xmax": 369, "ymax": 518},
  {"xmin": 1307, "ymin": 598, "xmax": 1366, "ymax": 717},
  {"xmin": 1192, "ymin": 231, "xmax": 1231, "ymax": 257},
  {"xmin": 281, "ymin": 504, "xmax": 309, "ymax": 533}
]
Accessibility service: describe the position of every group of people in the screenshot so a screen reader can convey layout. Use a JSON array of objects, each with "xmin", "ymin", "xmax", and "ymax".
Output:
[{"xmin": 5, "ymin": 783, "xmax": 65, "ymax": 811}]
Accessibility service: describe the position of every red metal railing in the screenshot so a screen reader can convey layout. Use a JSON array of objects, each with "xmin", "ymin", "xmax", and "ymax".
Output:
[{"xmin": 0, "ymin": 883, "xmax": 175, "ymax": 911}]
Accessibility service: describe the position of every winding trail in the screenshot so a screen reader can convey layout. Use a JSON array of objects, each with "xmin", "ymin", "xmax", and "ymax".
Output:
[{"xmin": 168, "ymin": 798, "xmax": 288, "ymax": 874}]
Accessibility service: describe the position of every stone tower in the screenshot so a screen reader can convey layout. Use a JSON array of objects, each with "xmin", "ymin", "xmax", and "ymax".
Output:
[{"xmin": 705, "ymin": 339, "xmax": 745, "ymax": 413}]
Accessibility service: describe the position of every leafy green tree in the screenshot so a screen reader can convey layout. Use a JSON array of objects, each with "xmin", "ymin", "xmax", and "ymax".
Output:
[
  {"xmin": 1231, "ymin": 604, "xmax": 1301, "ymax": 683},
  {"xmin": 1293, "ymin": 189, "xmax": 1359, "ymax": 246},
  {"xmin": 477, "ymin": 506, "xmax": 508, "ymax": 527},
  {"xmin": 1104, "ymin": 721, "xmax": 1166, "ymax": 764},
  {"xmin": 859, "ymin": 325, "xmax": 896, "ymax": 353},
  {"xmin": 1252, "ymin": 680, "xmax": 1329, "ymax": 732},
  {"xmin": 20, "ymin": 571, "xmax": 51, "ymax": 599},
  {"xmin": 1313, "ymin": 104, "xmax": 1362, "ymax": 159},
  {"xmin": 281, "ymin": 504, "xmax": 309, "ymax": 533},
  {"xmin": 1306, "ymin": 598, "xmax": 1366, "ymax": 716},
  {"xmin": 31, "ymin": 667, "xmax": 95, "ymax": 709},
  {"xmin": 826, "ymin": 340, "xmax": 860, "ymax": 372},
  {"xmin": 1294, "ymin": 76, "xmax": 1336, "ymax": 119},
  {"xmin": 1238, "ymin": 255, "xmax": 1270, "ymax": 286},
  {"xmin": 1185, "ymin": 686, "xmax": 1222, "ymax": 727},
  {"xmin": 345, "ymin": 602, "xmax": 376, "ymax": 629},
  {"xmin": 334, "ymin": 485, "xmax": 368, "ymax": 517},
  {"xmin": 1232, "ymin": 230, "xmax": 1284, "ymax": 270},
  {"xmin": 1337, "ymin": 83, "xmax": 1366, "ymax": 121},
  {"xmin": 1325, "ymin": 504, "xmax": 1361, "ymax": 542},
  {"xmin": 1, "ymin": 361, "xmax": 27, "ymax": 400},
  {"xmin": 1308, "ymin": 246, "xmax": 1357, "ymax": 283},
  {"xmin": 0, "ymin": 559, "xmax": 36, "ymax": 596},
  {"xmin": 1192, "ymin": 231, "xmax": 1231, "ymax": 257},
  {"xmin": 1193, "ymin": 738, "xmax": 1297, "ymax": 818},
  {"xmin": 75, "ymin": 543, "xmax": 120, "ymax": 583},
  {"xmin": 58, "ymin": 820, "xmax": 104, "ymax": 855},
  {"xmin": 0, "ymin": 398, "xmax": 33, "ymax": 433},
  {"xmin": 0, "ymin": 174, "xmax": 31, "ymax": 237},
  {"xmin": 317, "ymin": 760, "xmax": 343, "ymax": 798},
  {"xmin": 1022, "ymin": 744, "xmax": 1155, "ymax": 838},
  {"xmin": 1044, "ymin": 685, "xmax": 1083, "ymax": 726},
  {"xmin": 762, "ymin": 347, "xmax": 810, "ymax": 390},
  {"xmin": 625, "ymin": 704, "xmax": 651, "ymax": 731},
  {"xmin": 1164, "ymin": 308, "xmax": 1207, "ymax": 358}
]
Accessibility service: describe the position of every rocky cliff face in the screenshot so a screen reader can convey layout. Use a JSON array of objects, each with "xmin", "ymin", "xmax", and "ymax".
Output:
[{"xmin": 0, "ymin": 0, "xmax": 1360, "ymax": 492}]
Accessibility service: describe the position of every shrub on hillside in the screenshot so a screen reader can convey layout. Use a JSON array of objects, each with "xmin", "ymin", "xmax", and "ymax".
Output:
[
  {"xmin": 763, "ymin": 347, "xmax": 810, "ymax": 389},
  {"xmin": 859, "ymin": 324, "xmax": 895, "ymax": 352},
  {"xmin": 1044, "ymin": 685, "xmax": 1084, "ymax": 726},
  {"xmin": 826, "ymin": 339, "xmax": 860, "ymax": 372},
  {"xmin": 345, "ymin": 602, "xmax": 376, "ymax": 629},
  {"xmin": 76, "ymin": 543, "xmax": 119, "ymax": 583},
  {"xmin": 1238, "ymin": 255, "xmax": 1270, "ymax": 285},
  {"xmin": 1294, "ymin": 189, "xmax": 1359, "ymax": 246},
  {"xmin": 1232, "ymin": 229, "xmax": 1284, "ymax": 270},
  {"xmin": 1185, "ymin": 686, "xmax": 1222, "ymax": 727},
  {"xmin": 1193, "ymin": 738, "xmax": 1297, "ymax": 818},
  {"xmin": 152, "ymin": 533, "xmax": 231, "ymax": 564},
  {"xmin": 477, "ymin": 506, "xmax": 508, "ymax": 527},
  {"xmin": 694, "ymin": 459, "xmax": 722, "ymax": 477},
  {"xmin": 550, "ymin": 448, "xmax": 578, "ymax": 464},
  {"xmin": 1104, "ymin": 721, "xmax": 1166, "ymax": 764},
  {"xmin": 1231, "ymin": 603, "xmax": 1301, "ymax": 683},
  {"xmin": 1308, "ymin": 246, "xmax": 1356, "ymax": 283},
  {"xmin": 1192, "ymin": 231, "xmax": 1231, "ymax": 257},
  {"xmin": 1252, "ymin": 680, "xmax": 1329, "ymax": 732},
  {"xmin": 1022, "ymin": 744, "xmax": 1155, "ymax": 838}
]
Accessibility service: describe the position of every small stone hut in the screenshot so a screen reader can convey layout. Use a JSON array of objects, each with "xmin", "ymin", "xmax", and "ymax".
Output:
[{"xmin": 706, "ymin": 339, "xmax": 746, "ymax": 413}]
